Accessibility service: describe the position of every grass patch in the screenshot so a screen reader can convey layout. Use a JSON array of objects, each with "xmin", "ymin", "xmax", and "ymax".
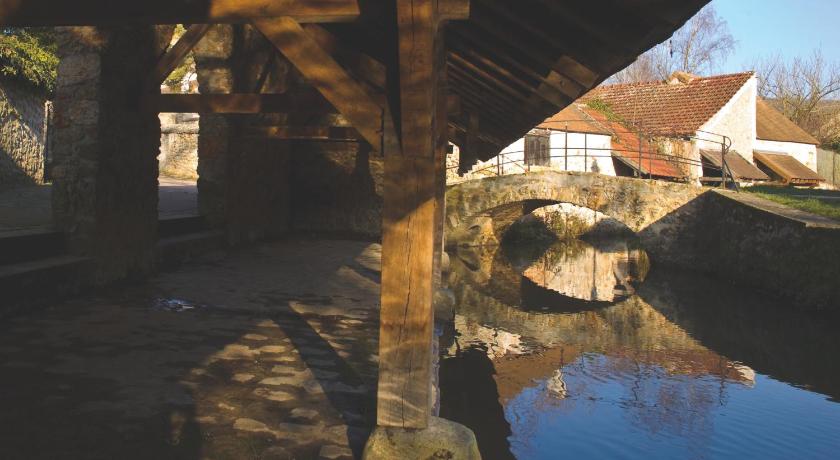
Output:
[{"xmin": 744, "ymin": 185, "xmax": 840, "ymax": 220}]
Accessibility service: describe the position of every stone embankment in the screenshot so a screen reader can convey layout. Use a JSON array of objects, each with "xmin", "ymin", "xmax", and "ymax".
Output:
[{"xmin": 643, "ymin": 189, "xmax": 840, "ymax": 310}]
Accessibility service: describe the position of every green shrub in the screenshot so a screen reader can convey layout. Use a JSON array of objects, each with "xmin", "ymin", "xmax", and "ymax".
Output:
[{"xmin": 0, "ymin": 28, "xmax": 58, "ymax": 95}]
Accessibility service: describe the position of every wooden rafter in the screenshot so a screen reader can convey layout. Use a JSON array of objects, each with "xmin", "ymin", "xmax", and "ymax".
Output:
[
  {"xmin": 149, "ymin": 92, "xmax": 333, "ymax": 114},
  {"xmin": 245, "ymin": 126, "xmax": 359, "ymax": 141},
  {"xmin": 254, "ymin": 16, "xmax": 389, "ymax": 150},
  {"xmin": 448, "ymin": 33, "xmax": 581, "ymax": 99},
  {"xmin": 0, "ymin": 0, "xmax": 360, "ymax": 26},
  {"xmin": 150, "ymin": 24, "xmax": 210, "ymax": 88}
]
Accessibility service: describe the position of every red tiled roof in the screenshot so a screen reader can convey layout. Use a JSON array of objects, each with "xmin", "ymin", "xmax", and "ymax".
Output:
[
  {"xmin": 581, "ymin": 106, "xmax": 686, "ymax": 179},
  {"xmin": 579, "ymin": 72, "xmax": 755, "ymax": 136},
  {"xmin": 537, "ymin": 104, "xmax": 612, "ymax": 135},
  {"xmin": 756, "ymin": 99, "xmax": 819, "ymax": 145}
]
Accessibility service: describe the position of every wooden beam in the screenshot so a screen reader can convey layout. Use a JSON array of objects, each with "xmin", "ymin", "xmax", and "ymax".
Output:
[
  {"xmin": 377, "ymin": 0, "xmax": 441, "ymax": 430},
  {"xmin": 0, "ymin": 0, "xmax": 360, "ymax": 26},
  {"xmin": 439, "ymin": 0, "xmax": 470, "ymax": 21},
  {"xmin": 459, "ymin": 112, "xmax": 480, "ymax": 175},
  {"xmin": 461, "ymin": 12, "xmax": 599, "ymax": 88},
  {"xmin": 302, "ymin": 24, "xmax": 387, "ymax": 90},
  {"xmin": 245, "ymin": 126, "xmax": 359, "ymax": 141},
  {"xmin": 254, "ymin": 16, "xmax": 387, "ymax": 150},
  {"xmin": 448, "ymin": 50, "xmax": 568, "ymax": 107},
  {"xmin": 148, "ymin": 92, "xmax": 333, "ymax": 114},
  {"xmin": 150, "ymin": 24, "xmax": 210, "ymax": 88},
  {"xmin": 449, "ymin": 36, "xmax": 580, "ymax": 99},
  {"xmin": 446, "ymin": 94, "xmax": 461, "ymax": 116}
]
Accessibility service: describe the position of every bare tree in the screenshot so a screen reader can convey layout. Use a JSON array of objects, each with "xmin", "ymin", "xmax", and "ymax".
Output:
[
  {"xmin": 753, "ymin": 49, "xmax": 840, "ymax": 142},
  {"xmin": 609, "ymin": 5, "xmax": 735, "ymax": 84}
]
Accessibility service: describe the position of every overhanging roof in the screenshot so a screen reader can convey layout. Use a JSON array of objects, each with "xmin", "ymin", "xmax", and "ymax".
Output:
[
  {"xmin": 329, "ymin": 0, "xmax": 712, "ymax": 160},
  {"xmin": 754, "ymin": 151, "xmax": 824, "ymax": 185},
  {"xmin": 756, "ymin": 99, "xmax": 819, "ymax": 145},
  {"xmin": 1, "ymin": 0, "xmax": 712, "ymax": 160},
  {"xmin": 700, "ymin": 149, "xmax": 770, "ymax": 182}
]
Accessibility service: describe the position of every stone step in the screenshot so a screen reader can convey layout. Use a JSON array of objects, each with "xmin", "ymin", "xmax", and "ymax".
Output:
[
  {"xmin": 0, "ymin": 229, "xmax": 66, "ymax": 266},
  {"xmin": 156, "ymin": 230, "xmax": 226, "ymax": 269},
  {"xmin": 0, "ymin": 255, "xmax": 93, "ymax": 313},
  {"xmin": 158, "ymin": 214, "xmax": 208, "ymax": 238}
]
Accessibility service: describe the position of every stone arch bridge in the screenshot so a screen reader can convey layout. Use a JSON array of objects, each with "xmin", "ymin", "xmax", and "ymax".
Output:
[{"xmin": 445, "ymin": 171, "xmax": 704, "ymax": 247}]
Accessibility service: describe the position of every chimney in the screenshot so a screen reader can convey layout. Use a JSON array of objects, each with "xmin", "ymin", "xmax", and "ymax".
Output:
[{"xmin": 668, "ymin": 71, "xmax": 699, "ymax": 85}]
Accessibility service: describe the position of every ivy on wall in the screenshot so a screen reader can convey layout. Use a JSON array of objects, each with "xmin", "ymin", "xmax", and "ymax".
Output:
[{"xmin": 0, "ymin": 28, "xmax": 58, "ymax": 96}]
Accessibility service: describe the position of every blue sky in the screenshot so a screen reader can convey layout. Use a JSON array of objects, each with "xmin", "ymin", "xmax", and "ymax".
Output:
[{"xmin": 709, "ymin": 0, "xmax": 840, "ymax": 73}]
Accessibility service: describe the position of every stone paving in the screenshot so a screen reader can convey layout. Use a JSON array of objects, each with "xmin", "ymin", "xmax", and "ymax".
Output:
[{"xmin": 0, "ymin": 239, "xmax": 383, "ymax": 459}]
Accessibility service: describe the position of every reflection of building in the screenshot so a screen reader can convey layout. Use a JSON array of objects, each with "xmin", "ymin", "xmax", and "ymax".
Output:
[
  {"xmin": 461, "ymin": 72, "xmax": 824, "ymax": 187},
  {"xmin": 521, "ymin": 240, "xmax": 647, "ymax": 303},
  {"xmin": 448, "ymin": 243, "xmax": 755, "ymax": 388}
]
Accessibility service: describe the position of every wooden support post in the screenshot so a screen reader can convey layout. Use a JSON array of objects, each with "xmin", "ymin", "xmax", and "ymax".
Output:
[
  {"xmin": 377, "ymin": 0, "xmax": 443, "ymax": 429},
  {"xmin": 458, "ymin": 112, "xmax": 479, "ymax": 175}
]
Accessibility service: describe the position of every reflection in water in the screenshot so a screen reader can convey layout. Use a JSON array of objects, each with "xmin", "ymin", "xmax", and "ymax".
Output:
[
  {"xmin": 441, "ymin": 240, "xmax": 840, "ymax": 460},
  {"xmin": 510, "ymin": 239, "xmax": 648, "ymax": 303}
]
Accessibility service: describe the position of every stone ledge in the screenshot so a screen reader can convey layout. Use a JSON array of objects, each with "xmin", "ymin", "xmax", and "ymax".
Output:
[{"xmin": 713, "ymin": 189, "xmax": 840, "ymax": 229}]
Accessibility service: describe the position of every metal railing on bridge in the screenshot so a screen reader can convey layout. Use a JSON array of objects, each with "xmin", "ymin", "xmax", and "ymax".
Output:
[{"xmin": 449, "ymin": 121, "xmax": 739, "ymax": 191}]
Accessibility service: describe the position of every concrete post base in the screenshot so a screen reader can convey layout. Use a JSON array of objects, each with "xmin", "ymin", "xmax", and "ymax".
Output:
[{"xmin": 362, "ymin": 417, "xmax": 481, "ymax": 460}]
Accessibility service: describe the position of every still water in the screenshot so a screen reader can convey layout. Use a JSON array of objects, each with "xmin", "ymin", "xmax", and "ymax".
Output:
[{"xmin": 440, "ymin": 239, "xmax": 840, "ymax": 460}]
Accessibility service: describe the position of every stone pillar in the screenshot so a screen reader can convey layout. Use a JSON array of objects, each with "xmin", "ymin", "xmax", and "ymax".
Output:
[
  {"xmin": 51, "ymin": 26, "xmax": 163, "ymax": 283},
  {"xmin": 194, "ymin": 25, "xmax": 235, "ymax": 230}
]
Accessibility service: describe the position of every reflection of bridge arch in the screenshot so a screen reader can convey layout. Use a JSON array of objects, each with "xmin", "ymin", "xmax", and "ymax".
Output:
[
  {"xmin": 450, "ymin": 245, "xmax": 616, "ymax": 316},
  {"xmin": 446, "ymin": 171, "xmax": 703, "ymax": 246}
]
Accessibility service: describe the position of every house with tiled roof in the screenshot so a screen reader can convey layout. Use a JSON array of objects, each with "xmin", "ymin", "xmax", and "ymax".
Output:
[
  {"xmin": 465, "ymin": 71, "xmax": 823, "ymax": 186},
  {"xmin": 753, "ymin": 99, "xmax": 822, "ymax": 185}
]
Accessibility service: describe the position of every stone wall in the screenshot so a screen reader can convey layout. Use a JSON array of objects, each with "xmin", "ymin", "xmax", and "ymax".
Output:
[
  {"xmin": 641, "ymin": 190, "xmax": 840, "ymax": 310},
  {"xmin": 159, "ymin": 112, "xmax": 198, "ymax": 180},
  {"xmin": 0, "ymin": 78, "xmax": 48, "ymax": 189},
  {"xmin": 194, "ymin": 25, "xmax": 292, "ymax": 245},
  {"xmin": 291, "ymin": 141, "xmax": 384, "ymax": 239}
]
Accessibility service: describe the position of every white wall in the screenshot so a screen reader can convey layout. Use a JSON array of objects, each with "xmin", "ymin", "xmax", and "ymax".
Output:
[
  {"xmin": 754, "ymin": 139, "xmax": 819, "ymax": 172},
  {"xmin": 478, "ymin": 132, "xmax": 616, "ymax": 177},
  {"xmin": 549, "ymin": 132, "xmax": 616, "ymax": 176},
  {"xmin": 700, "ymin": 75, "xmax": 758, "ymax": 163}
]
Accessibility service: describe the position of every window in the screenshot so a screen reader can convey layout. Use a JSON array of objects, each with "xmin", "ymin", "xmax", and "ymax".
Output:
[{"xmin": 525, "ymin": 131, "xmax": 550, "ymax": 167}]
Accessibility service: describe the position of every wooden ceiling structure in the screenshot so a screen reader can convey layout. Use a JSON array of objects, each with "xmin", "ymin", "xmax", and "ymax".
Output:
[
  {"xmin": 5, "ymin": 0, "xmax": 710, "ymax": 160},
  {"xmin": 1, "ymin": 0, "xmax": 710, "ymax": 437}
]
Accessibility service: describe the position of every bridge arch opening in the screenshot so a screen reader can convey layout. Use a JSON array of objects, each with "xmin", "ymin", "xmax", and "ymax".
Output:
[{"xmin": 503, "ymin": 202, "xmax": 636, "ymax": 245}]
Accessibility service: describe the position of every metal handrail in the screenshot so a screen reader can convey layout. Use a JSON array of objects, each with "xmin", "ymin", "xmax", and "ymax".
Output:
[{"xmin": 451, "ymin": 119, "xmax": 739, "ymax": 188}]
